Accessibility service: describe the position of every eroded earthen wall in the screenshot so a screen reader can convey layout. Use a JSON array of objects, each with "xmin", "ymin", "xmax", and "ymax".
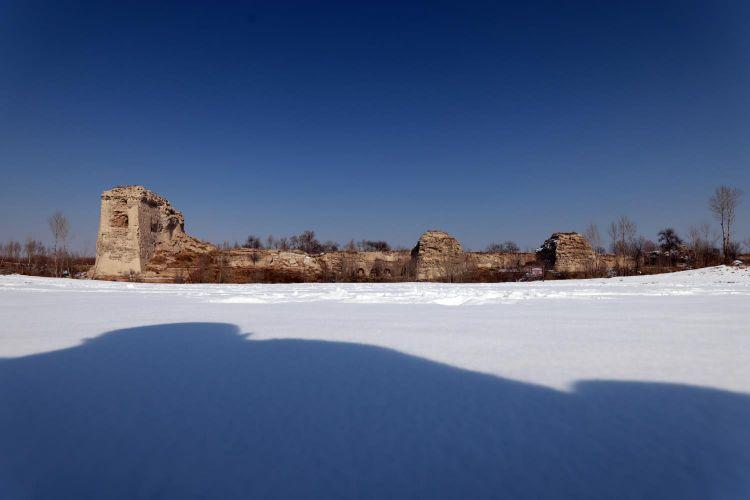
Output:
[
  {"xmin": 468, "ymin": 252, "xmax": 537, "ymax": 270},
  {"xmin": 91, "ymin": 186, "xmax": 626, "ymax": 283}
]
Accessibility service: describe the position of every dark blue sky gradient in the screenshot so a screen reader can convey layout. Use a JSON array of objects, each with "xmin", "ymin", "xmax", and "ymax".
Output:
[{"xmin": 1, "ymin": 0, "xmax": 748, "ymax": 251}]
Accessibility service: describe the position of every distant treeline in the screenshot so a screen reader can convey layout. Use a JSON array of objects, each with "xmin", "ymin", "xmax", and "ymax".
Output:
[
  {"xmin": 580, "ymin": 187, "xmax": 745, "ymax": 269},
  {"xmin": 0, "ymin": 211, "xmax": 94, "ymax": 277},
  {"xmin": 227, "ymin": 231, "xmax": 398, "ymax": 254},
  {"xmin": 2, "ymin": 185, "xmax": 748, "ymax": 279},
  {"xmin": 0, "ymin": 238, "xmax": 94, "ymax": 278},
  {"xmin": 233, "ymin": 232, "xmax": 528, "ymax": 255}
]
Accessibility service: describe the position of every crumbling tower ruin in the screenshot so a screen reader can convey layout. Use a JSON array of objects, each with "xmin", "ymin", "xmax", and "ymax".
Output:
[
  {"xmin": 91, "ymin": 186, "xmax": 208, "ymax": 279},
  {"xmin": 411, "ymin": 230, "xmax": 466, "ymax": 281},
  {"xmin": 536, "ymin": 232, "xmax": 597, "ymax": 273}
]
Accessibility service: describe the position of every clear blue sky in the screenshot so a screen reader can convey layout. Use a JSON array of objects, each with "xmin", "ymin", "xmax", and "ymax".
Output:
[{"xmin": 1, "ymin": 0, "xmax": 748, "ymax": 252}]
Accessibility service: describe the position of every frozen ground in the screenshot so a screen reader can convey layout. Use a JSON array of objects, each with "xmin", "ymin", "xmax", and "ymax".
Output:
[{"xmin": 1, "ymin": 266, "xmax": 749, "ymax": 499}]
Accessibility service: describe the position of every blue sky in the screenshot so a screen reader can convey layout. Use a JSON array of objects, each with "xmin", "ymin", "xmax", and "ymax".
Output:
[{"xmin": 1, "ymin": 0, "xmax": 748, "ymax": 252}]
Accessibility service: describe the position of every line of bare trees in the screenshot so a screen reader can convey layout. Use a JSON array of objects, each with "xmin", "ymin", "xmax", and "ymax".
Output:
[
  {"xmin": 709, "ymin": 185, "xmax": 743, "ymax": 259},
  {"xmin": 0, "ymin": 211, "xmax": 94, "ymax": 278},
  {"xmin": 485, "ymin": 241, "xmax": 520, "ymax": 253},
  {"xmin": 582, "ymin": 185, "xmax": 745, "ymax": 271},
  {"xmin": 222, "ymin": 231, "xmax": 395, "ymax": 254}
]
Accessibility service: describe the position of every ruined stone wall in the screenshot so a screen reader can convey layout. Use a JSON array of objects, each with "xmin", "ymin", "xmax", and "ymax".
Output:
[
  {"xmin": 468, "ymin": 252, "xmax": 537, "ymax": 270},
  {"xmin": 597, "ymin": 253, "xmax": 635, "ymax": 271},
  {"xmin": 318, "ymin": 251, "xmax": 413, "ymax": 281},
  {"xmin": 536, "ymin": 232, "xmax": 636, "ymax": 274},
  {"xmin": 140, "ymin": 248, "xmax": 413, "ymax": 283},
  {"xmin": 220, "ymin": 249, "xmax": 324, "ymax": 282},
  {"xmin": 91, "ymin": 186, "xmax": 633, "ymax": 283},
  {"xmin": 219, "ymin": 250, "xmax": 412, "ymax": 282}
]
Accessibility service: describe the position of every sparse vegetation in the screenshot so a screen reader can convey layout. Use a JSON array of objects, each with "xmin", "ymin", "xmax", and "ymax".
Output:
[
  {"xmin": 709, "ymin": 185, "xmax": 742, "ymax": 262},
  {"xmin": 48, "ymin": 211, "xmax": 70, "ymax": 277},
  {"xmin": 359, "ymin": 240, "xmax": 391, "ymax": 252},
  {"xmin": 485, "ymin": 241, "xmax": 520, "ymax": 253},
  {"xmin": 584, "ymin": 223, "xmax": 605, "ymax": 254},
  {"xmin": 243, "ymin": 235, "xmax": 263, "ymax": 249},
  {"xmin": 289, "ymin": 230, "xmax": 322, "ymax": 254},
  {"xmin": 688, "ymin": 224, "xmax": 720, "ymax": 268},
  {"xmin": 0, "ymin": 239, "xmax": 93, "ymax": 277},
  {"xmin": 608, "ymin": 215, "xmax": 637, "ymax": 257}
]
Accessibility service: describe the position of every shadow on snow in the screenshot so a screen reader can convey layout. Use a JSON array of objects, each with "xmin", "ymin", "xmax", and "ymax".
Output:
[{"xmin": 0, "ymin": 323, "xmax": 748, "ymax": 499}]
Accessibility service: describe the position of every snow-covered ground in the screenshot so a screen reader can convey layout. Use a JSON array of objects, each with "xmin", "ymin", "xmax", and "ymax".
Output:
[{"xmin": 1, "ymin": 266, "xmax": 749, "ymax": 498}]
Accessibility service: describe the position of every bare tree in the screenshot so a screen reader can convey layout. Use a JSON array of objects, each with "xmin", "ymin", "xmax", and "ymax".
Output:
[
  {"xmin": 48, "ymin": 211, "xmax": 69, "ymax": 277},
  {"xmin": 321, "ymin": 241, "xmax": 340, "ymax": 252},
  {"xmin": 688, "ymin": 224, "xmax": 719, "ymax": 267},
  {"xmin": 360, "ymin": 240, "xmax": 391, "ymax": 252},
  {"xmin": 486, "ymin": 241, "xmax": 520, "ymax": 253},
  {"xmin": 629, "ymin": 236, "xmax": 648, "ymax": 272},
  {"xmin": 4, "ymin": 241, "xmax": 21, "ymax": 267},
  {"xmin": 24, "ymin": 237, "xmax": 38, "ymax": 267},
  {"xmin": 726, "ymin": 241, "xmax": 742, "ymax": 261},
  {"xmin": 294, "ymin": 230, "xmax": 322, "ymax": 254},
  {"xmin": 608, "ymin": 215, "xmax": 637, "ymax": 255},
  {"xmin": 243, "ymin": 234, "xmax": 263, "ymax": 249},
  {"xmin": 81, "ymin": 239, "xmax": 94, "ymax": 260},
  {"xmin": 709, "ymin": 186, "xmax": 742, "ymax": 261},
  {"xmin": 583, "ymin": 223, "xmax": 604, "ymax": 253},
  {"xmin": 657, "ymin": 228, "xmax": 682, "ymax": 253},
  {"xmin": 607, "ymin": 222, "xmax": 617, "ymax": 253},
  {"xmin": 657, "ymin": 228, "xmax": 683, "ymax": 265}
]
